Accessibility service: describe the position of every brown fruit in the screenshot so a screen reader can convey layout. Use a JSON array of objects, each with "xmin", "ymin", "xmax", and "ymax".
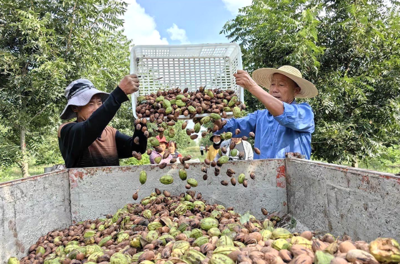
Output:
[
  {"xmin": 242, "ymin": 136, "xmax": 248, "ymax": 141},
  {"xmin": 170, "ymin": 158, "xmax": 177, "ymax": 164},
  {"xmin": 155, "ymin": 188, "xmax": 161, "ymax": 195},
  {"xmin": 190, "ymin": 134, "xmax": 198, "ymax": 140},
  {"xmin": 163, "ymin": 190, "xmax": 171, "ymax": 197},
  {"xmin": 254, "ymin": 148, "xmax": 261, "ymax": 155},
  {"xmin": 204, "ymin": 159, "xmax": 210, "ymax": 165},
  {"xmin": 201, "ymin": 167, "xmax": 207, "ymax": 173},
  {"xmin": 231, "ymin": 178, "xmax": 236, "ymax": 186},
  {"xmin": 235, "ymin": 128, "xmax": 241, "ymax": 135},
  {"xmin": 134, "ymin": 136, "xmax": 140, "ymax": 145},
  {"xmin": 184, "ymin": 163, "xmax": 190, "ymax": 169},
  {"xmin": 300, "ymin": 231, "xmax": 313, "ymax": 241},
  {"xmin": 339, "ymin": 241, "xmax": 356, "ymax": 253},
  {"xmin": 132, "ymin": 151, "xmax": 142, "ymax": 160},
  {"xmin": 144, "ymin": 131, "xmax": 150, "ymax": 138},
  {"xmin": 250, "ymin": 172, "xmax": 255, "ymax": 180},
  {"xmin": 147, "ymin": 149, "xmax": 152, "ymax": 155},
  {"xmin": 229, "ymin": 141, "xmax": 236, "ymax": 149},
  {"xmin": 159, "ymin": 163, "xmax": 167, "ymax": 169},
  {"xmin": 290, "ymin": 255, "xmax": 313, "ymax": 264},
  {"xmin": 279, "ymin": 250, "xmax": 292, "ymax": 262},
  {"xmin": 249, "ymin": 132, "xmax": 255, "ymax": 138},
  {"xmin": 221, "ymin": 146, "xmax": 227, "ymax": 154},
  {"xmin": 155, "ymin": 146, "xmax": 163, "ymax": 153},
  {"xmin": 203, "ymin": 174, "xmax": 208, "ymax": 180},
  {"xmin": 132, "ymin": 192, "xmax": 138, "ymax": 200},
  {"xmin": 243, "ymin": 179, "xmax": 248, "ymax": 188},
  {"xmin": 182, "ymin": 121, "xmax": 188, "ymax": 129},
  {"xmin": 185, "ymin": 184, "xmax": 191, "ymax": 189},
  {"xmin": 261, "ymin": 208, "xmax": 268, "ymax": 215},
  {"xmin": 214, "ymin": 167, "xmax": 220, "ymax": 176},
  {"xmin": 211, "ymin": 160, "xmax": 217, "ymax": 167},
  {"xmin": 221, "ymin": 180, "xmax": 228, "ymax": 186},
  {"xmin": 136, "ymin": 124, "xmax": 142, "ymax": 131}
]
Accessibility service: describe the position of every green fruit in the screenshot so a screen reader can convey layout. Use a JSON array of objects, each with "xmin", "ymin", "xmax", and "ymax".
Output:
[
  {"xmin": 146, "ymin": 230, "xmax": 159, "ymax": 242},
  {"xmin": 193, "ymin": 201, "xmax": 205, "ymax": 211},
  {"xmin": 200, "ymin": 217, "xmax": 219, "ymax": 230},
  {"xmin": 84, "ymin": 230, "xmax": 96, "ymax": 238},
  {"xmin": 99, "ymin": 236, "xmax": 112, "ymax": 247},
  {"xmin": 230, "ymin": 149, "xmax": 238, "ymax": 156},
  {"xmin": 223, "ymin": 107, "xmax": 231, "ymax": 112},
  {"xmin": 158, "ymin": 234, "xmax": 174, "ymax": 246},
  {"xmin": 208, "ymin": 227, "xmax": 221, "ymax": 237},
  {"xmin": 187, "ymin": 178, "xmax": 198, "ymax": 187},
  {"xmin": 176, "ymin": 100, "xmax": 186, "ymax": 107},
  {"xmin": 181, "ymin": 249, "xmax": 207, "ymax": 264},
  {"xmin": 217, "ymin": 156, "xmax": 229, "ymax": 165},
  {"xmin": 131, "ymin": 252, "xmax": 144, "ymax": 262},
  {"xmin": 193, "ymin": 236, "xmax": 209, "ymax": 247},
  {"xmin": 165, "ymin": 106, "xmax": 172, "ymax": 114},
  {"xmin": 55, "ymin": 246, "xmax": 65, "ymax": 256},
  {"xmin": 216, "ymin": 235, "xmax": 234, "ymax": 247},
  {"xmin": 170, "ymin": 99, "xmax": 177, "ymax": 105},
  {"xmin": 207, "ymin": 90, "xmax": 214, "ymax": 98},
  {"xmin": 148, "ymin": 221, "xmax": 163, "ymax": 231},
  {"xmin": 85, "ymin": 245, "xmax": 102, "ymax": 257},
  {"xmin": 315, "ymin": 251, "xmax": 334, "ymax": 264},
  {"xmin": 175, "ymin": 203, "xmax": 187, "ymax": 215},
  {"xmin": 190, "ymin": 229, "xmax": 203, "ymax": 239},
  {"xmin": 211, "ymin": 210, "xmax": 222, "ymax": 219},
  {"xmin": 130, "ymin": 235, "xmax": 142, "ymax": 248},
  {"xmin": 7, "ymin": 258, "xmax": 19, "ymax": 264},
  {"xmin": 183, "ymin": 201, "xmax": 194, "ymax": 210},
  {"xmin": 36, "ymin": 246, "xmax": 46, "ymax": 255},
  {"xmin": 176, "ymin": 94, "xmax": 185, "ymax": 100},
  {"xmin": 88, "ymin": 252, "xmax": 103, "ymax": 262},
  {"xmin": 139, "ymin": 170, "xmax": 147, "ymax": 184},
  {"xmin": 272, "ymin": 228, "xmax": 292, "ymax": 239},
  {"xmin": 154, "ymin": 157, "xmax": 162, "ymax": 164},
  {"xmin": 290, "ymin": 236, "xmax": 312, "ymax": 249},
  {"xmin": 263, "ymin": 219, "xmax": 274, "ymax": 231},
  {"xmin": 173, "ymin": 241, "xmax": 191, "ymax": 251},
  {"xmin": 188, "ymin": 106, "xmax": 196, "ymax": 114},
  {"xmin": 185, "ymin": 194, "xmax": 192, "ymax": 201},
  {"xmin": 213, "ymin": 245, "xmax": 238, "ymax": 255},
  {"xmin": 210, "ymin": 113, "xmax": 221, "ymax": 120},
  {"xmin": 110, "ymin": 253, "xmax": 130, "ymax": 264},
  {"xmin": 143, "ymin": 209, "xmax": 152, "ymax": 219},
  {"xmin": 163, "ymin": 99, "xmax": 171, "ymax": 108},
  {"xmin": 238, "ymin": 173, "xmax": 245, "ymax": 184},
  {"xmin": 210, "ymin": 253, "xmax": 235, "ymax": 264},
  {"xmin": 156, "ymin": 96, "xmax": 164, "ymax": 102},
  {"xmin": 272, "ymin": 238, "xmax": 290, "ymax": 250},
  {"xmin": 228, "ymin": 96, "xmax": 238, "ymax": 107},
  {"xmin": 261, "ymin": 230, "xmax": 272, "ymax": 241},
  {"xmin": 233, "ymin": 106, "xmax": 241, "ymax": 118},
  {"xmin": 137, "ymin": 96, "xmax": 145, "ymax": 103},
  {"xmin": 160, "ymin": 175, "xmax": 174, "ymax": 184},
  {"xmin": 370, "ymin": 238, "xmax": 400, "ymax": 263},
  {"xmin": 149, "ymin": 137, "xmax": 160, "ymax": 147},
  {"xmin": 200, "ymin": 116, "xmax": 210, "ymax": 124},
  {"xmin": 225, "ymin": 132, "xmax": 232, "ymax": 139},
  {"xmin": 179, "ymin": 169, "xmax": 187, "ymax": 180},
  {"xmin": 234, "ymin": 241, "xmax": 246, "ymax": 248},
  {"xmin": 194, "ymin": 123, "xmax": 201, "ymax": 133}
]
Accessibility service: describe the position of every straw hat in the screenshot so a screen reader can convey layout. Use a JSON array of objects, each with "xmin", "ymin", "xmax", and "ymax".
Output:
[{"xmin": 252, "ymin": 65, "xmax": 318, "ymax": 98}]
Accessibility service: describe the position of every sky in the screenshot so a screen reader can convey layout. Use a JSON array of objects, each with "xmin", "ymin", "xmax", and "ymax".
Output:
[{"xmin": 123, "ymin": 0, "xmax": 252, "ymax": 45}]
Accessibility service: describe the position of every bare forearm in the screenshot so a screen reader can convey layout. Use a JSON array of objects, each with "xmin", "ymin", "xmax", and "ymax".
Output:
[{"xmin": 248, "ymin": 84, "xmax": 284, "ymax": 116}]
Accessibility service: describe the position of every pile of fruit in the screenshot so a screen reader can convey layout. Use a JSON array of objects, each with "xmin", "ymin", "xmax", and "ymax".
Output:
[{"xmin": 9, "ymin": 192, "xmax": 400, "ymax": 264}]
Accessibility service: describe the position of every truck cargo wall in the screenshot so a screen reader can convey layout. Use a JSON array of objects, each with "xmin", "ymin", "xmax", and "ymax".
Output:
[
  {"xmin": 0, "ymin": 170, "xmax": 71, "ymax": 262},
  {"xmin": 286, "ymin": 158, "xmax": 400, "ymax": 241},
  {"xmin": 69, "ymin": 159, "xmax": 287, "ymax": 223}
]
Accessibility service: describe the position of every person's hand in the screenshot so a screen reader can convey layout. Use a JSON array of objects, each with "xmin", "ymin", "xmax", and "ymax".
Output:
[
  {"xmin": 119, "ymin": 74, "xmax": 139, "ymax": 95},
  {"xmin": 234, "ymin": 70, "xmax": 259, "ymax": 92}
]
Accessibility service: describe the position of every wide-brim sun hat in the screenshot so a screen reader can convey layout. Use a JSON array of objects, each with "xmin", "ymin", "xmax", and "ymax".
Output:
[
  {"xmin": 60, "ymin": 79, "xmax": 109, "ymax": 120},
  {"xmin": 252, "ymin": 65, "xmax": 318, "ymax": 98},
  {"xmin": 210, "ymin": 132, "xmax": 221, "ymax": 142}
]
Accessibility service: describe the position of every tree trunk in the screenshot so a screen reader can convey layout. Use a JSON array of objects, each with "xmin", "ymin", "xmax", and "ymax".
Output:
[{"xmin": 20, "ymin": 127, "xmax": 29, "ymax": 177}]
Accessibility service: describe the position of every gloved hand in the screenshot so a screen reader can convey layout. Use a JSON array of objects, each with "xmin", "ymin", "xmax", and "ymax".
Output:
[{"xmin": 132, "ymin": 118, "xmax": 149, "ymax": 155}]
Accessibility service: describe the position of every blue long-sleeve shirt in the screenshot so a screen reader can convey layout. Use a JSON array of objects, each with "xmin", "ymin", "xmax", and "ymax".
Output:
[{"xmin": 217, "ymin": 101, "xmax": 314, "ymax": 159}]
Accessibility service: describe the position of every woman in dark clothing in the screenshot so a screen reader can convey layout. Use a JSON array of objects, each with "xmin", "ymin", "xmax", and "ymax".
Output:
[
  {"xmin": 58, "ymin": 75, "xmax": 147, "ymax": 168},
  {"xmin": 168, "ymin": 141, "xmax": 182, "ymax": 159}
]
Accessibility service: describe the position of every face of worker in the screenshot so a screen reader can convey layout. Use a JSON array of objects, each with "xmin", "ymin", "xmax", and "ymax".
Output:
[
  {"xmin": 73, "ymin": 94, "xmax": 103, "ymax": 121},
  {"xmin": 213, "ymin": 136, "xmax": 221, "ymax": 144},
  {"xmin": 168, "ymin": 142, "xmax": 176, "ymax": 153},
  {"xmin": 231, "ymin": 137, "xmax": 242, "ymax": 144},
  {"xmin": 160, "ymin": 142, "xmax": 168, "ymax": 152},
  {"xmin": 269, "ymin": 74, "xmax": 301, "ymax": 104}
]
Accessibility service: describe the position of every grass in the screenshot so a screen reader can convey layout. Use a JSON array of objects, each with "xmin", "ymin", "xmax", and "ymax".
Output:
[{"xmin": 0, "ymin": 163, "xmax": 50, "ymax": 183}]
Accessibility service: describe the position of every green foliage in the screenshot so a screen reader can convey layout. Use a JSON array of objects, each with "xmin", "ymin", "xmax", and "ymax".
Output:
[
  {"xmin": 0, "ymin": 0, "xmax": 131, "ymax": 174},
  {"xmin": 164, "ymin": 121, "xmax": 197, "ymax": 150},
  {"xmin": 222, "ymin": 0, "xmax": 400, "ymax": 164},
  {"xmin": 120, "ymin": 154, "xmax": 150, "ymax": 166}
]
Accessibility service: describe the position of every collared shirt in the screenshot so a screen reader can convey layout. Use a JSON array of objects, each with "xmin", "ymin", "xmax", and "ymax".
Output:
[{"xmin": 217, "ymin": 101, "xmax": 314, "ymax": 159}]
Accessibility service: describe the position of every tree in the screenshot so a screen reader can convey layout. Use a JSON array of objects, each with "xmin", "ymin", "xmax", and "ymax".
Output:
[
  {"xmin": 0, "ymin": 0, "xmax": 131, "ymax": 176},
  {"xmin": 222, "ymin": 0, "xmax": 400, "ymax": 165}
]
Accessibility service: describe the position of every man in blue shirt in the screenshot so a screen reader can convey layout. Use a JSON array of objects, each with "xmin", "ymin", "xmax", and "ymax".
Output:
[{"xmin": 218, "ymin": 65, "xmax": 318, "ymax": 159}]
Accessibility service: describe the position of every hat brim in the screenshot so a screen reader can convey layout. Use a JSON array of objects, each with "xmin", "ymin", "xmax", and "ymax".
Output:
[
  {"xmin": 252, "ymin": 68, "xmax": 318, "ymax": 98},
  {"xmin": 210, "ymin": 134, "xmax": 221, "ymax": 142},
  {"xmin": 60, "ymin": 89, "xmax": 109, "ymax": 120}
]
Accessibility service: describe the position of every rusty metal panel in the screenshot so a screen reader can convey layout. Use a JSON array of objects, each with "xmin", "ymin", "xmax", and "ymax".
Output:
[
  {"xmin": 0, "ymin": 170, "xmax": 71, "ymax": 262},
  {"xmin": 69, "ymin": 159, "xmax": 287, "ymax": 223},
  {"xmin": 286, "ymin": 158, "xmax": 400, "ymax": 241}
]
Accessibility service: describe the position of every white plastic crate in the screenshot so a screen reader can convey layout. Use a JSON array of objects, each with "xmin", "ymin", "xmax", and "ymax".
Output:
[{"xmin": 130, "ymin": 43, "xmax": 244, "ymax": 119}]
